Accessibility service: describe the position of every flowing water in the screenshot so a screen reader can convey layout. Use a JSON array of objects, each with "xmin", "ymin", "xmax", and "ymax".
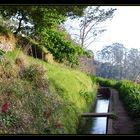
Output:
[{"xmin": 81, "ymin": 93, "xmax": 110, "ymax": 134}]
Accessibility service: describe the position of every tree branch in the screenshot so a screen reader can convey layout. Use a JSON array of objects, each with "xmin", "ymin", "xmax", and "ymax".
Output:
[{"xmin": 14, "ymin": 14, "xmax": 24, "ymax": 35}]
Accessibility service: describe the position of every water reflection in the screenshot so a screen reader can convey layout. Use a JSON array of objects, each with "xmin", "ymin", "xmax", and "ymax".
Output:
[
  {"xmin": 82, "ymin": 94, "xmax": 109, "ymax": 134},
  {"xmin": 90, "ymin": 117, "xmax": 107, "ymax": 134},
  {"xmin": 90, "ymin": 99, "xmax": 109, "ymax": 134}
]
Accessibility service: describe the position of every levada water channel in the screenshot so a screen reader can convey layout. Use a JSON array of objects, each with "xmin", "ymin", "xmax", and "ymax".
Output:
[{"xmin": 79, "ymin": 87, "xmax": 111, "ymax": 134}]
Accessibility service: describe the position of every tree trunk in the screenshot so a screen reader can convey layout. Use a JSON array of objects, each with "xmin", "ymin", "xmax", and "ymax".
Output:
[{"xmin": 14, "ymin": 15, "xmax": 24, "ymax": 35}]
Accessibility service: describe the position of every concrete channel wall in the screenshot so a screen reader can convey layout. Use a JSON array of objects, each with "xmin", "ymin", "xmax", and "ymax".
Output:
[
  {"xmin": 106, "ymin": 88, "xmax": 113, "ymax": 134},
  {"xmin": 98, "ymin": 87, "xmax": 113, "ymax": 134}
]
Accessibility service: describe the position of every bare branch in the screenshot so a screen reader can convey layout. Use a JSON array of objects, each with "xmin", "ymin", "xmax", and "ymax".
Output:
[{"xmin": 84, "ymin": 38, "xmax": 97, "ymax": 48}]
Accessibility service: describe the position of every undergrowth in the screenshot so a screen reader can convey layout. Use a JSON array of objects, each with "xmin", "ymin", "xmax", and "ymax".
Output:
[{"xmin": 0, "ymin": 51, "xmax": 97, "ymax": 134}]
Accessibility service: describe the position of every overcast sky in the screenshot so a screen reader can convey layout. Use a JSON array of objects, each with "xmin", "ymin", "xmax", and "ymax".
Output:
[
  {"xmin": 88, "ymin": 6, "xmax": 140, "ymax": 53},
  {"xmin": 65, "ymin": 6, "xmax": 140, "ymax": 55}
]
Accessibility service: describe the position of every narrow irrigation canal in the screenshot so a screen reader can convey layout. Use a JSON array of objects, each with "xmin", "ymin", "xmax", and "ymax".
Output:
[
  {"xmin": 80, "ymin": 87, "xmax": 111, "ymax": 134},
  {"xmin": 79, "ymin": 87, "xmax": 135, "ymax": 134}
]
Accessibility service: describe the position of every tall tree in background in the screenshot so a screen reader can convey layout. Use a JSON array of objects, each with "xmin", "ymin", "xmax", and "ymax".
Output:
[
  {"xmin": 96, "ymin": 43, "xmax": 127, "ymax": 80},
  {"xmin": 64, "ymin": 6, "xmax": 116, "ymax": 48},
  {"xmin": 126, "ymin": 48, "xmax": 140, "ymax": 80},
  {"xmin": 96, "ymin": 43, "xmax": 140, "ymax": 80}
]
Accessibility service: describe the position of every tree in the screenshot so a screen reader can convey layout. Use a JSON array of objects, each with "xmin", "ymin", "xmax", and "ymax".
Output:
[
  {"xmin": 96, "ymin": 43, "xmax": 126, "ymax": 80},
  {"xmin": 0, "ymin": 6, "xmax": 91, "ymax": 66},
  {"xmin": 126, "ymin": 48, "xmax": 140, "ymax": 80},
  {"xmin": 64, "ymin": 6, "xmax": 116, "ymax": 48},
  {"xmin": 0, "ymin": 6, "xmax": 35, "ymax": 35},
  {"xmin": 96, "ymin": 42, "xmax": 140, "ymax": 80},
  {"xmin": 0, "ymin": 6, "xmax": 87, "ymax": 36}
]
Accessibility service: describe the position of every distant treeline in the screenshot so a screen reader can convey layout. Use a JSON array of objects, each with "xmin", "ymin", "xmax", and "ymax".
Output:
[{"xmin": 95, "ymin": 42, "xmax": 140, "ymax": 81}]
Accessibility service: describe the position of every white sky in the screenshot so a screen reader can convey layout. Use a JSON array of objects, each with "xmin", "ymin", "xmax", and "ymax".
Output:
[
  {"xmin": 89, "ymin": 6, "xmax": 140, "ymax": 53},
  {"xmin": 65, "ymin": 6, "xmax": 140, "ymax": 56}
]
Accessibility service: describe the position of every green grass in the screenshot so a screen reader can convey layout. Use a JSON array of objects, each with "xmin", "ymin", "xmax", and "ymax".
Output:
[
  {"xmin": 0, "ymin": 50, "xmax": 97, "ymax": 134},
  {"xmin": 0, "ymin": 25, "xmax": 13, "ymax": 38},
  {"xmin": 28, "ymin": 56, "xmax": 97, "ymax": 134},
  {"xmin": 3, "ymin": 49, "xmax": 24, "ymax": 63}
]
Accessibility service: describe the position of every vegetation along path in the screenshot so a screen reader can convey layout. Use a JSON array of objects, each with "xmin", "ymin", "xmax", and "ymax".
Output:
[{"xmin": 110, "ymin": 88, "xmax": 135, "ymax": 134}]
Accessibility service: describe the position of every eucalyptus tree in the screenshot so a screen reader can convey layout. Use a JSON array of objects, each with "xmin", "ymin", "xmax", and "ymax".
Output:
[
  {"xmin": 126, "ymin": 48, "xmax": 140, "ymax": 80},
  {"xmin": 64, "ymin": 6, "xmax": 116, "ymax": 48},
  {"xmin": 96, "ymin": 43, "xmax": 127, "ymax": 79}
]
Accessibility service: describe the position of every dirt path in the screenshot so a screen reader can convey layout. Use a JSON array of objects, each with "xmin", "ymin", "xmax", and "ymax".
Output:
[{"xmin": 110, "ymin": 88, "xmax": 135, "ymax": 134}]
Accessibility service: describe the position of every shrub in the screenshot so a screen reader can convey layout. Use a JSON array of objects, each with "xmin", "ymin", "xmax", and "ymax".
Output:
[
  {"xmin": 39, "ymin": 28, "xmax": 89, "ymax": 66},
  {"xmin": 23, "ymin": 64, "xmax": 48, "ymax": 89},
  {"xmin": 0, "ymin": 58, "xmax": 19, "ymax": 79},
  {"xmin": 0, "ymin": 51, "xmax": 97, "ymax": 134},
  {"xmin": 0, "ymin": 25, "xmax": 12, "ymax": 38},
  {"xmin": 93, "ymin": 76, "xmax": 117, "ymax": 88},
  {"xmin": 0, "ymin": 79, "xmax": 49, "ymax": 134},
  {"xmin": 115, "ymin": 80, "xmax": 140, "ymax": 133}
]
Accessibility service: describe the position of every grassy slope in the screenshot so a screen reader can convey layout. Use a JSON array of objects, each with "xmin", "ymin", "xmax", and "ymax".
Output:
[
  {"xmin": 46, "ymin": 63, "xmax": 97, "ymax": 133},
  {"xmin": 0, "ymin": 50, "xmax": 97, "ymax": 134}
]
